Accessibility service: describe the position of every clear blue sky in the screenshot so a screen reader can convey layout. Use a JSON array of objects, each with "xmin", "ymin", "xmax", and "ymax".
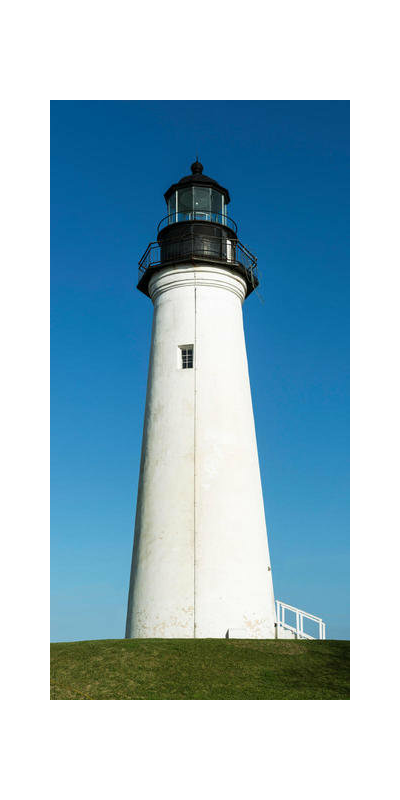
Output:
[{"xmin": 51, "ymin": 100, "xmax": 349, "ymax": 642}]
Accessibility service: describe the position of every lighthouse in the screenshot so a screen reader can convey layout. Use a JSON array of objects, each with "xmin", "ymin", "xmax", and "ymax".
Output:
[{"xmin": 125, "ymin": 160, "xmax": 276, "ymax": 639}]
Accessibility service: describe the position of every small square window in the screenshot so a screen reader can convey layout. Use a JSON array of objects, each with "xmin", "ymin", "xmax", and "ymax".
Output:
[{"xmin": 179, "ymin": 345, "xmax": 194, "ymax": 369}]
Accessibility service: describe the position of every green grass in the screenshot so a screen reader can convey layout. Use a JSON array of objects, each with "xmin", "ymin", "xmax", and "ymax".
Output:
[{"xmin": 50, "ymin": 638, "xmax": 349, "ymax": 700}]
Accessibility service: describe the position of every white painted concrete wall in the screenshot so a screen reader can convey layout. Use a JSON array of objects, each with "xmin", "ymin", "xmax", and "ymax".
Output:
[{"xmin": 125, "ymin": 263, "xmax": 276, "ymax": 638}]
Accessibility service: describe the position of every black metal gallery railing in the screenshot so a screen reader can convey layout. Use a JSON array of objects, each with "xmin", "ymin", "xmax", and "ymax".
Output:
[
  {"xmin": 157, "ymin": 211, "xmax": 238, "ymax": 233},
  {"xmin": 138, "ymin": 234, "xmax": 258, "ymax": 289}
]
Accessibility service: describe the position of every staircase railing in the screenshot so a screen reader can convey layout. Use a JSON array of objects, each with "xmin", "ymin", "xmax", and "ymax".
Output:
[{"xmin": 276, "ymin": 600, "xmax": 326, "ymax": 640}]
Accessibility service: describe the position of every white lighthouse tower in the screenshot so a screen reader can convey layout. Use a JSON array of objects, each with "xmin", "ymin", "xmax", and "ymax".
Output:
[{"xmin": 126, "ymin": 160, "xmax": 276, "ymax": 639}]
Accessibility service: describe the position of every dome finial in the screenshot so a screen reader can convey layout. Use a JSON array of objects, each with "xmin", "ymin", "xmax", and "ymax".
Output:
[{"xmin": 191, "ymin": 157, "xmax": 203, "ymax": 175}]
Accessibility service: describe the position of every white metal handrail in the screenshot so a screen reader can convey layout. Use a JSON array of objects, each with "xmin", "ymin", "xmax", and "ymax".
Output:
[{"xmin": 276, "ymin": 600, "xmax": 326, "ymax": 640}]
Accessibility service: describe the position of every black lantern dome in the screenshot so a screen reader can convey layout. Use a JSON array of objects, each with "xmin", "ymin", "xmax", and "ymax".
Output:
[
  {"xmin": 164, "ymin": 158, "xmax": 231, "ymax": 212},
  {"xmin": 137, "ymin": 161, "xmax": 258, "ymax": 297}
]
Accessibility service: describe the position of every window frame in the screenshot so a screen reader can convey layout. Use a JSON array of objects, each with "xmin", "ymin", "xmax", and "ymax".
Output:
[{"xmin": 178, "ymin": 345, "xmax": 194, "ymax": 370}]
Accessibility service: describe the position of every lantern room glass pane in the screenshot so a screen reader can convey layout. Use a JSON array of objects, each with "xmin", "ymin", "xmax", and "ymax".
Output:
[
  {"xmin": 193, "ymin": 187, "xmax": 211, "ymax": 219},
  {"xmin": 168, "ymin": 192, "xmax": 176, "ymax": 222},
  {"xmin": 178, "ymin": 188, "xmax": 193, "ymax": 220},
  {"xmin": 211, "ymin": 189, "xmax": 223, "ymax": 223}
]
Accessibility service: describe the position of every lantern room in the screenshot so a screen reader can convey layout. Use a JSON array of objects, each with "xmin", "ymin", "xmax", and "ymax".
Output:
[{"xmin": 162, "ymin": 159, "xmax": 234, "ymax": 231}]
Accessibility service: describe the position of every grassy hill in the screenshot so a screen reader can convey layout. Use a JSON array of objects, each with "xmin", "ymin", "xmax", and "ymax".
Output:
[{"xmin": 50, "ymin": 638, "xmax": 349, "ymax": 700}]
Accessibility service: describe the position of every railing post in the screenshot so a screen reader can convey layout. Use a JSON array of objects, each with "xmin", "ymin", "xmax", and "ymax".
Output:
[{"xmin": 296, "ymin": 610, "xmax": 300, "ymax": 639}]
